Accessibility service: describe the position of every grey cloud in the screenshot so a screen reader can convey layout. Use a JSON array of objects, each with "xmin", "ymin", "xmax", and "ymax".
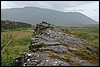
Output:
[
  {"xmin": 1, "ymin": 1, "xmax": 96, "ymax": 10},
  {"xmin": 2, "ymin": 1, "xmax": 52, "ymax": 8}
]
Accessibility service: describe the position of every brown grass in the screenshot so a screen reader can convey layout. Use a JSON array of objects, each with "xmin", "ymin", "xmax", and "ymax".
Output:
[{"xmin": 1, "ymin": 31, "xmax": 32, "ymax": 40}]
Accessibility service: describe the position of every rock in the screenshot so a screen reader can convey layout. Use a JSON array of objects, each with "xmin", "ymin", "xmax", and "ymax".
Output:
[
  {"xmin": 86, "ymin": 46, "xmax": 96, "ymax": 53},
  {"xmin": 80, "ymin": 60, "xmax": 98, "ymax": 66},
  {"xmin": 41, "ymin": 35, "xmax": 56, "ymax": 41},
  {"xmin": 12, "ymin": 21, "xmax": 98, "ymax": 66},
  {"xmin": 44, "ymin": 42, "xmax": 61, "ymax": 46},
  {"xmin": 37, "ymin": 58, "xmax": 70, "ymax": 66},
  {"xmin": 71, "ymin": 57, "xmax": 82, "ymax": 62},
  {"xmin": 35, "ymin": 21, "xmax": 54, "ymax": 35},
  {"xmin": 13, "ymin": 52, "xmax": 70, "ymax": 66},
  {"xmin": 68, "ymin": 47, "xmax": 77, "ymax": 51},
  {"xmin": 44, "ymin": 45, "xmax": 68, "ymax": 53}
]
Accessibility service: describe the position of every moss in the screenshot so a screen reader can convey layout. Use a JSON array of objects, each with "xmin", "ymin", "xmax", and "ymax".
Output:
[
  {"xmin": 65, "ymin": 51, "xmax": 73, "ymax": 56},
  {"xmin": 39, "ymin": 51, "xmax": 52, "ymax": 55},
  {"xmin": 78, "ymin": 46, "xmax": 86, "ymax": 51},
  {"xmin": 42, "ymin": 44, "xmax": 47, "ymax": 48},
  {"xmin": 72, "ymin": 52, "xmax": 92, "ymax": 60},
  {"xmin": 64, "ymin": 55, "xmax": 73, "ymax": 62},
  {"xmin": 71, "ymin": 62, "xmax": 83, "ymax": 66},
  {"xmin": 87, "ymin": 59, "xmax": 99, "ymax": 65}
]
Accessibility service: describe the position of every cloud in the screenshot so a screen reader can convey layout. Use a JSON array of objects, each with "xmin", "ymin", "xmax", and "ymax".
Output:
[
  {"xmin": 64, "ymin": 2, "xmax": 99, "ymax": 22},
  {"xmin": 1, "ymin": 1, "xmax": 52, "ymax": 9},
  {"xmin": 1, "ymin": 1, "xmax": 95, "ymax": 9}
]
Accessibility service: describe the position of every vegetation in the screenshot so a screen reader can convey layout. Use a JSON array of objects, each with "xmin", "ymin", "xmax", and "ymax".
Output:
[
  {"xmin": 1, "ymin": 24, "xmax": 99, "ymax": 66},
  {"xmin": 1, "ymin": 28, "xmax": 33, "ymax": 66},
  {"xmin": 61, "ymin": 26, "xmax": 99, "ymax": 48},
  {"xmin": 1, "ymin": 20, "xmax": 32, "ymax": 30},
  {"xmin": 61, "ymin": 26, "xmax": 99, "ymax": 65}
]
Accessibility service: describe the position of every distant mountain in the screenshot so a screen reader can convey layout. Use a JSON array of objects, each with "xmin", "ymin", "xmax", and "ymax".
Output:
[{"xmin": 1, "ymin": 7, "xmax": 98, "ymax": 26}]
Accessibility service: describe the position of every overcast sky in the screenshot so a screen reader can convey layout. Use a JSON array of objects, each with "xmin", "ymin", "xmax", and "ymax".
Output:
[{"xmin": 1, "ymin": 1, "xmax": 99, "ymax": 22}]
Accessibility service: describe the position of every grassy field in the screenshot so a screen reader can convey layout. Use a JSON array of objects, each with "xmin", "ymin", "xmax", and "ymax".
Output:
[
  {"xmin": 1, "ymin": 25, "xmax": 99, "ymax": 66},
  {"xmin": 1, "ymin": 28, "xmax": 33, "ymax": 66}
]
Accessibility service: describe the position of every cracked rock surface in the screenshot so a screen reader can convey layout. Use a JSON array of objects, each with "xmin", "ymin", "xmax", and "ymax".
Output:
[{"xmin": 12, "ymin": 21, "xmax": 99, "ymax": 66}]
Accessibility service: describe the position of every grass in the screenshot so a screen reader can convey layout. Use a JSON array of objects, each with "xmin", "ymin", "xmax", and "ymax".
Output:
[
  {"xmin": 17, "ymin": 36, "xmax": 31, "ymax": 46},
  {"xmin": 1, "ymin": 28, "xmax": 33, "ymax": 66},
  {"xmin": 1, "ymin": 26, "xmax": 99, "ymax": 66},
  {"xmin": 61, "ymin": 26, "xmax": 99, "ymax": 65},
  {"xmin": 1, "ymin": 27, "xmax": 33, "ymax": 32},
  {"xmin": 61, "ymin": 26, "xmax": 99, "ymax": 48}
]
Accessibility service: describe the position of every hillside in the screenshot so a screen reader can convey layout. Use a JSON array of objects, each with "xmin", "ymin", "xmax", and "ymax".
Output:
[
  {"xmin": 1, "ymin": 7, "xmax": 98, "ymax": 26},
  {"xmin": 1, "ymin": 21, "xmax": 99, "ymax": 66},
  {"xmin": 12, "ymin": 21, "xmax": 99, "ymax": 66},
  {"xmin": 1, "ymin": 20, "xmax": 32, "ymax": 30}
]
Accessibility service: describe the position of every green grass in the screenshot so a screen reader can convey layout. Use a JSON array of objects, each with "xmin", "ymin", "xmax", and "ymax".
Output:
[
  {"xmin": 1, "ymin": 26, "xmax": 99, "ymax": 66},
  {"xmin": 17, "ymin": 36, "xmax": 31, "ymax": 46},
  {"xmin": 1, "ymin": 27, "xmax": 33, "ymax": 32},
  {"xmin": 61, "ymin": 26, "xmax": 99, "ymax": 48},
  {"xmin": 61, "ymin": 26, "xmax": 99, "ymax": 65},
  {"xmin": 1, "ymin": 28, "xmax": 33, "ymax": 66}
]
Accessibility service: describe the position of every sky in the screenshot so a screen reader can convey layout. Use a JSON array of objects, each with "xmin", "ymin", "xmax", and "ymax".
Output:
[{"xmin": 1, "ymin": 1, "xmax": 99, "ymax": 22}]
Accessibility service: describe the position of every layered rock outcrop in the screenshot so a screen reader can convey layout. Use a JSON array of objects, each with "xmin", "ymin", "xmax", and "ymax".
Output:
[{"xmin": 12, "ymin": 21, "xmax": 99, "ymax": 66}]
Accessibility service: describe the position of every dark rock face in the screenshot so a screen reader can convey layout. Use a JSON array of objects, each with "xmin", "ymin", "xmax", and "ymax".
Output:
[{"xmin": 12, "ymin": 21, "xmax": 99, "ymax": 66}]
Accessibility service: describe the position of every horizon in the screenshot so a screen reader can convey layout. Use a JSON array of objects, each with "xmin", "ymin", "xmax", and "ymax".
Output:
[
  {"xmin": 1, "ymin": 6, "xmax": 99, "ymax": 23},
  {"xmin": 1, "ymin": 1, "xmax": 99, "ymax": 22}
]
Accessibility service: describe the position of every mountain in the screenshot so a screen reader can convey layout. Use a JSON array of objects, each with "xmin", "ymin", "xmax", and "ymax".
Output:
[{"xmin": 1, "ymin": 7, "xmax": 98, "ymax": 26}]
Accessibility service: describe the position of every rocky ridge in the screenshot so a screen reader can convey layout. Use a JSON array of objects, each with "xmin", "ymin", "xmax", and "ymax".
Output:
[{"xmin": 12, "ymin": 21, "xmax": 99, "ymax": 66}]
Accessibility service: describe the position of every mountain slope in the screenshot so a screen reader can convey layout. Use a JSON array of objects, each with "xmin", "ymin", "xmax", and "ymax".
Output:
[{"xmin": 1, "ymin": 7, "xmax": 98, "ymax": 26}]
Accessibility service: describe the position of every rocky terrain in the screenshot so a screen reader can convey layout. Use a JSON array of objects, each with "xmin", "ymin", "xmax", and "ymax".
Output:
[{"xmin": 12, "ymin": 21, "xmax": 99, "ymax": 66}]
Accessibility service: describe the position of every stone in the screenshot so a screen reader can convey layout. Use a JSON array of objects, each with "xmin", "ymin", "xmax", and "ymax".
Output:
[
  {"xmin": 68, "ymin": 47, "xmax": 77, "ymax": 51},
  {"xmin": 13, "ymin": 52, "xmax": 70, "ymax": 66},
  {"xmin": 12, "ymin": 21, "xmax": 98, "ymax": 66}
]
